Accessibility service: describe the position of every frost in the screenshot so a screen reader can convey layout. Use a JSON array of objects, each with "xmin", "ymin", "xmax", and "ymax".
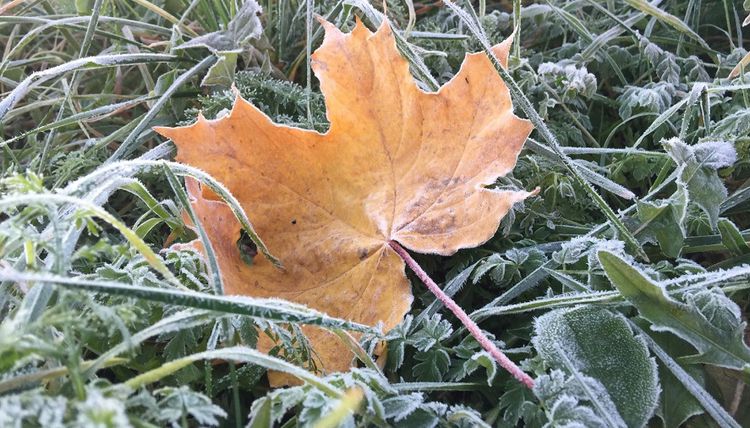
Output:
[
  {"xmin": 712, "ymin": 108, "xmax": 750, "ymax": 137},
  {"xmin": 533, "ymin": 307, "xmax": 659, "ymax": 427},
  {"xmin": 149, "ymin": 386, "xmax": 226, "ymax": 427},
  {"xmin": 664, "ymin": 138, "xmax": 737, "ymax": 169},
  {"xmin": 686, "ymin": 288, "xmax": 743, "ymax": 334},
  {"xmin": 74, "ymin": 388, "xmax": 132, "ymax": 428},
  {"xmin": 0, "ymin": 393, "xmax": 67, "ymax": 428},
  {"xmin": 550, "ymin": 236, "xmax": 627, "ymax": 276},
  {"xmin": 663, "ymin": 138, "xmax": 737, "ymax": 228},
  {"xmin": 552, "ymin": 237, "xmax": 602, "ymax": 265},
  {"xmin": 545, "ymin": 395, "xmax": 609, "ymax": 428},
  {"xmin": 618, "ymin": 83, "xmax": 675, "ymax": 119},
  {"xmin": 636, "ymin": 186, "xmax": 688, "ymax": 258},
  {"xmin": 177, "ymin": 0, "xmax": 263, "ymax": 53},
  {"xmin": 383, "ymin": 394, "xmax": 425, "ymax": 421},
  {"xmin": 538, "ymin": 62, "xmax": 598, "ymax": 99}
]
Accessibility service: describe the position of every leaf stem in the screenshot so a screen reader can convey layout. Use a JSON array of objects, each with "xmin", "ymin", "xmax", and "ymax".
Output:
[{"xmin": 388, "ymin": 241, "xmax": 535, "ymax": 389}]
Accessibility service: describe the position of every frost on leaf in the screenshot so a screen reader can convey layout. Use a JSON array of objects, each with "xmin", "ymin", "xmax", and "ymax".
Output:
[
  {"xmin": 636, "ymin": 186, "xmax": 687, "ymax": 258},
  {"xmin": 599, "ymin": 250, "xmax": 750, "ymax": 370},
  {"xmin": 155, "ymin": 18, "xmax": 533, "ymax": 380},
  {"xmin": 663, "ymin": 138, "xmax": 736, "ymax": 229},
  {"xmin": 532, "ymin": 306, "xmax": 659, "ymax": 428}
]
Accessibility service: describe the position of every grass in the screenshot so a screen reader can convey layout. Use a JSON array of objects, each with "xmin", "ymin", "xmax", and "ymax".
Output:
[{"xmin": 1, "ymin": 0, "xmax": 750, "ymax": 426}]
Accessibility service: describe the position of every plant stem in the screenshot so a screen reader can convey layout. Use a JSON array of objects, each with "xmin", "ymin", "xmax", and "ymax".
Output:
[{"xmin": 388, "ymin": 241, "xmax": 535, "ymax": 389}]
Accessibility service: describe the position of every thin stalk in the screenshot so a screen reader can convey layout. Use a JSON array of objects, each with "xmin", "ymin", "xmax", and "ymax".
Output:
[
  {"xmin": 230, "ymin": 361, "xmax": 242, "ymax": 428},
  {"xmin": 389, "ymin": 241, "xmax": 534, "ymax": 389},
  {"xmin": 512, "ymin": 0, "xmax": 521, "ymax": 60},
  {"xmin": 305, "ymin": 0, "xmax": 314, "ymax": 125}
]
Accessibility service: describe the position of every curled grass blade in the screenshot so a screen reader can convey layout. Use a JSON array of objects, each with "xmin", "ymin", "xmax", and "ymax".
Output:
[
  {"xmin": 65, "ymin": 160, "xmax": 279, "ymax": 267},
  {"xmin": 623, "ymin": 0, "xmax": 714, "ymax": 57},
  {"xmin": 163, "ymin": 165, "xmax": 224, "ymax": 294}
]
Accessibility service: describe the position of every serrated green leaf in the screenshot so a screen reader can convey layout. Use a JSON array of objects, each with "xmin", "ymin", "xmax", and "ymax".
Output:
[
  {"xmin": 546, "ymin": 395, "xmax": 609, "ymax": 427},
  {"xmin": 200, "ymin": 52, "xmax": 238, "ymax": 87},
  {"xmin": 635, "ymin": 186, "xmax": 687, "ymax": 258},
  {"xmin": 598, "ymin": 250, "xmax": 750, "ymax": 370},
  {"xmin": 664, "ymin": 139, "xmax": 737, "ymax": 229},
  {"xmin": 177, "ymin": 0, "xmax": 262, "ymax": 53},
  {"xmin": 451, "ymin": 351, "xmax": 497, "ymax": 386},
  {"xmin": 533, "ymin": 306, "xmax": 659, "ymax": 427},
  {"xmin": 413, "ymin": 348, "xmax": 450, "ymax": 382},
  {"xmin": 382, "ymin": 394, "xmax": 423, "ymax": 422},
  {"xmin": 682, "ymin": 163, "xmax": 727, "ymax": 229}
]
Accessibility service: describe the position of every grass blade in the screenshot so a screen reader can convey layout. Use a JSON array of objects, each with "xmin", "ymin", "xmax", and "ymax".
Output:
[
  {"xmin": 0, "ymin": 53, "xmax": 178, "ymax": 120},
  {"xmin": 0, "ymin": 269, "xmax": 377, "ymax": 334}
]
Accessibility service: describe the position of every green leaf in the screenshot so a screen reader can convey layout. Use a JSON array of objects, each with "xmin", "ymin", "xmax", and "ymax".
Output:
[
  {"xmin": 630, "ymin": 321, "xmax": 741, "ymax": 428},
  {"xmin": 712, "ymin": 109, "xmax": 750, "ymax": 138},
  {"xmin": 546, "ymin": 395, "xmax": 610, "ymax": 427},
  {"xmin": 718, "ymin": 218, "xmax": 750, "ymax": 256},
  {"xmin": 598, "ymin": 250, "xmax": 750, "ymax": 370},
  {"xmin": 153, "ymin": 386, "xmax": 227, "ymax": 426},
  {"xmin": 498, "ymin": 383, "xmax": 544, "ymax": 426},
  {"xmin": 177, "ymin": 0, "xmax": 262, "ymax": 53},
  {"xmin": 200, "ymin": 52, "xmax": 238, "ymax": 87},
  {"xmin": 682, "ymin": 163, "xmax": 727, "ymax": 229},
  {"xmin": 382, "ymin": 394, "xmax": 423, "ymax": 422},
  {"xmin": 451, "ymin": 351, "xmax": 497, "ymax": 386},
  {"xmin": 632, "ymin": 320, "xmax": 705, "ymax": 428},
  {"xmin": 247, "ymin": 388, "xmax": 306, "ymax": 427},
  {"xmin": 635, "ymin": 186, "xmax": 687, "ymax": 258},
  {"xmin": 413, "ymin": 348, "xmax": 450, "ymax": 382},
  {"xmin": 246, "ymin": 397, "xmax": 273, "ymax": 428},
  {"xmin": 663, "ymin": 139, "xmax": 737, "ymax": 229},
  {"xmin": 533, "ymin": 306, "xmax": 659, "ymax": 427}
]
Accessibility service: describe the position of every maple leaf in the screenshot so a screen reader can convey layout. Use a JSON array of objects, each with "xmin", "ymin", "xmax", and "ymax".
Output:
[{"xmin": 156, "ymin": 18, "xmax": 533, "ymax": 379}]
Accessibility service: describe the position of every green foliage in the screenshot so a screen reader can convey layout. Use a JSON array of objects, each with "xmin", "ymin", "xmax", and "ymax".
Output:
[
  {"xmin": 636, "ymin": 186, "xmax": 688, "ymax": 258},
  {"xmin": 533, "ymin": 306, "xmax": 659, "ymax": 427},
  {"xmin": 1, "ymin": 0, "xmax": 750, "ymax": 426},
  {"xmin": 599, "ymin": 251, "xmax": 750, "ymax": 371}
]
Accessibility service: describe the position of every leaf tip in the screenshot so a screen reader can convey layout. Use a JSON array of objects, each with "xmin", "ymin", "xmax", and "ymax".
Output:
[{"xmin": 492, "ymin": 32, "xmax": 515, "ymax": 69}]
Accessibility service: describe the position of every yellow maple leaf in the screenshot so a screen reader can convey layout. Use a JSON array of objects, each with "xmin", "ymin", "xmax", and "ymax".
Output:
[{"xmin": 156, "ymin": 18, "xmax": 533, "ymax": 380}]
